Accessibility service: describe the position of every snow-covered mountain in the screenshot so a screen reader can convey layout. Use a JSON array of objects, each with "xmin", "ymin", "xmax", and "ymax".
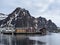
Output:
[
  {"xmin": 0, "ymin": 7, "xmax": 57, "ymax": 32},
  {"xmin": 0, "ymin": 7, "xmax": 35, "ymax": 28}
]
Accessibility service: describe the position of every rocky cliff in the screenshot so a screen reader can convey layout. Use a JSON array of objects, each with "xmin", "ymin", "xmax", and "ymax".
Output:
[
  {"xmin": 37, "ymin": 17, "xmax": 57, "ymax": 32},
  {"xmin": 0, "ymin": 7, "xmax": 35, "ymax": 28}
]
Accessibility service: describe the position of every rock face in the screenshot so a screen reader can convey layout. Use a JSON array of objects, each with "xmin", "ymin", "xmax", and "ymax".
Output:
[
  {"xmin": 0, "ymin": 7, "xmax": 57, "ymax": 32},
  {"xmin": 0, "ymin": 7, "xmax": 35, "ymax": 28},
  {"xmin": 37, "ymin": 17, "xmax": 57, "ymax": 32}
]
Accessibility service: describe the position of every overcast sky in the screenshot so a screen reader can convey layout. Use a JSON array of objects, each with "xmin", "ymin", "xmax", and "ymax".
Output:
[{"xmin": 0, "ymin": 0, "xmax": 60, "ymax": 27}]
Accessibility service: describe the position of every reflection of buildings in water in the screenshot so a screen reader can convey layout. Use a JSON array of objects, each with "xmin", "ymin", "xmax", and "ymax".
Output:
[
  {"xmin": 15, "ymin": 35, "xmax": 46, "ymax": 45},
  {"xmin": 15, "ymin": 35, "xmax": 27, "ymax": 40}
]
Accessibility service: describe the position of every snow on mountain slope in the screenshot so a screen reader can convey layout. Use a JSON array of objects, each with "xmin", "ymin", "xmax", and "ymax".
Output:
[{"xmin": 0, "ymin": 13, "xmax": 8, "ymax": 20}]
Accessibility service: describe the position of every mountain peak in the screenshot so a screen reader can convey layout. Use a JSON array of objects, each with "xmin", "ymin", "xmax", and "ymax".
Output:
[
  {"xmin": 11, "ymin": 7, "xmax": 30, "ymax": 16},
  {"xmin": 12, "ymin": 7, "xmax": 21, "ymax": 14},
  {"xmin": 15, "ymin": 7, "xmax": 21, "ymax": 11}
]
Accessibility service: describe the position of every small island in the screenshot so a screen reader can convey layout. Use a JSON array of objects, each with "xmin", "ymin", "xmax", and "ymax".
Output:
[{"xmin": 0, "ymin": 7, "xmax": 57, "ymax": 35}]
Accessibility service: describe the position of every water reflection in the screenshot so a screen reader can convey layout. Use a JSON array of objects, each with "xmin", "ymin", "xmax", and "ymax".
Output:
[
  {"xmin": 0, "ymin": 34, "xmax": 46, "ymax": 45},
  {"xmin": 0, "ymin": 33, "xmax": 60, "ymax": 45}
]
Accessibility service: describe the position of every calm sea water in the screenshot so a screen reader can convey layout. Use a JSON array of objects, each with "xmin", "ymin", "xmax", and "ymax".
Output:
[{"xmin": 0, "ymin": 33, "xmax": 60, "ymax": 45}]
